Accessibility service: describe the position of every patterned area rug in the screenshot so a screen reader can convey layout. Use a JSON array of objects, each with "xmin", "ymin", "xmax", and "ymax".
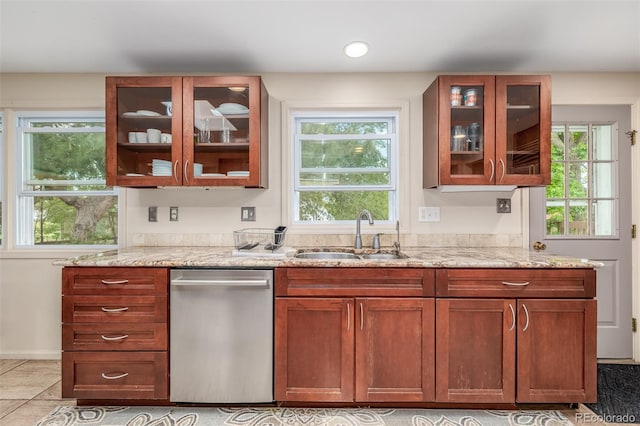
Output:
[{"xmin": 36, "ymin": 406, "xmax": 571, "ymax": 425}]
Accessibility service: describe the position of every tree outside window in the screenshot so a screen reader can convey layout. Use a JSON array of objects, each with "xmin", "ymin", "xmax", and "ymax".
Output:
[{"xmin": 17, "ymin": 114, "xmax": 117, "ymax": 247}]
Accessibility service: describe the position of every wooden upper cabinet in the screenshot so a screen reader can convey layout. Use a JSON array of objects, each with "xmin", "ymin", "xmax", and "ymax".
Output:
[
  {"xmin": 106, "ymin": 75, "xmax": 268, "ymax": 188},
  {"xmin": 423, "ymin": 74, "xmax": 550, "ymax": 188}
]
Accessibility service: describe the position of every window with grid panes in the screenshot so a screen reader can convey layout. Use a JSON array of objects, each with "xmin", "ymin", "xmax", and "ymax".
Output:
[{"xmin": 292, "ymin": 111, "xmax": 398, "ymax": 224}]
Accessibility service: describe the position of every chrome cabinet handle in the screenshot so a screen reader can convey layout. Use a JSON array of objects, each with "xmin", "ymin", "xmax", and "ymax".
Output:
[
  {"xmin": 499, "ymin": 158, "xmax": 506, "ymax": 182},
  {"xmin": 346, "ymin": 303, "xmax": 350, "ymax": 331},
  {"xmin": 101, "ymin": 279, "xmax": 128, "ymax": 285},
  {"xmin": 101, "ymin": 372, "xmax": 129, "ymax": 380},
  {"xmin": 502, "ymin": 281, "xmax": 530, "ymax": 287},
  {"xmin": 360, "ymin": 303, "xmax": 364, "ymax": 331},
  {"xmin": 174, "ymin": 160, "xmax": 179, "ymax": 184},
  {"xmin": 508, "ymin": 303, "xmax": 516, "ymax": 331},
  {"xmin": 489, "ymin": 159, "xmax": 495, "ymax": 182},
  {"xmin": 101, "ymin": 307, "xmax": 129, "ymax": 313},
  {"xmin": 100, "ymin": 334, "xmax": 129, "ymax": 341},
  {"xmin": 184, "ymin": 160, "xmax": 190, "ymax": 184},
  {"xmin": 522, "ymin": 304, "xmax": 530, "ymax": 332}
]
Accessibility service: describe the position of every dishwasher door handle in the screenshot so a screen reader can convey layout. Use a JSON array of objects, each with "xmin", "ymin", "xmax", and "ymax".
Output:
[{"xmin": 171, "ymin": 278, "xmax": 269, "ymax": 288}]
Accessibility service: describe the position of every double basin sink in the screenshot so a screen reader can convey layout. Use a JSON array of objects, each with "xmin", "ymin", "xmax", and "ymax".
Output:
[{"xmin": 294, "ymin": 249, "xmax": 407, "ymax": 260}]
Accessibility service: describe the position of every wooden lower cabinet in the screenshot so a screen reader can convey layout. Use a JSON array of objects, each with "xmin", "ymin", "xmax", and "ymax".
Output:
[
  {"xmin": 62, "ymin": 351, "xmax": 168, "ymax": 399},
  {"xmin": 61, "ymin": 267, "xmax": 169, "ymax": 401},
  {"xmin": 516, "ymin": 299, "xmax": 597, "ymax": 403},
  {"xmin": 275, "ymin": 297, "xmax": 435, "ymax": 402},
  {"xmin": 436, "ymin": 299, "xmax": 516, "ymax": 403},
  {"xmin": 436, "ymin": 298, "xmax": 596, "ymax": 403}
]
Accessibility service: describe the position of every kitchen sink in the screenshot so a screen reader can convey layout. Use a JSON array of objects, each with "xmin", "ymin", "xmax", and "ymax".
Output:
[
  {"xmin": 294, "ymin": 251, "xmax": 360, "ymax": 260},
  {"xmin": 293, "ymin": 249, "xmax": 407, "ymax": 260},
  {"xmin": 360, "ymin": 252, "xmax": 407, "ymax": 260}
]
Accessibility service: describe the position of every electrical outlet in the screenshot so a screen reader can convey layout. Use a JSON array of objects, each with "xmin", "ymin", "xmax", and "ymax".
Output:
[
  {"xmin": 419, "ymin": 206, "xmax": 441, "ymax": 222},
  {"xmin": 497, "ymin": 198, "xmax": 511, "ymax": 214},
  {"xmin": 170, "ymin": 206, "xmax": 179, "ymax": 221},
  {"xmin": 148, "ymin": 206, "xmax": 158, "ymax": 222},
  {"xmin": 241, "ymin": 206, "xmax": 256, "ymax": 222}
]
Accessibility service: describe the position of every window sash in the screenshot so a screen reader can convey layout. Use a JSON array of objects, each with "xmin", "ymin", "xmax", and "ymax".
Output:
[{"xmin": 292, "ymin": 111, "xmax": 398, "ymax": 224}]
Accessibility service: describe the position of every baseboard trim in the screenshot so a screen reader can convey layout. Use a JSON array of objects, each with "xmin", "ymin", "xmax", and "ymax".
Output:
[{"xmin": 0, "ymin": 351, "xmax": 61, "ymax": 360}]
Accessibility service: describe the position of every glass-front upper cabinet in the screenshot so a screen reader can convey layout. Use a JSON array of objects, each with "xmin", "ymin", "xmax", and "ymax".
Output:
[
  {"xmin": 106, "ymin": 77, "xmax": 183, "ymax": 186},
  {"xmin": 423, "ymin": 74, "xmax": 550, "ymax": 188},
  {"xmin": 496, "ymin": 75, "xmax": 551, "ymax": 186},
  {"xmin": 183, "ymin": 76, "xmax": 267, "ymax": 187},
  {"xmin": 106, "ymin": 76, "xmax": 268, "ymax": 188}
]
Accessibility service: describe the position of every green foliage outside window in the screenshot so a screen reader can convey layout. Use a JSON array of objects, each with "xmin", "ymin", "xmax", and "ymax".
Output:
[{"xmin": 296, "ymin": 118, "xmax": 394, "ymax": 222}]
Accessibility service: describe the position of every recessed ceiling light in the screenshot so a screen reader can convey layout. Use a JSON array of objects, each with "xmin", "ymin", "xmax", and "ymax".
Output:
[{"xmin": 344, "ymin": 41, "xmax": 368, "ymax": 58}]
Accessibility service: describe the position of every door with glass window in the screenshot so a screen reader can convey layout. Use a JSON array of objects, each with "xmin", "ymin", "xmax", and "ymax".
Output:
[{"xmin": 529, "ymin": 105, "xmax": 632, "ymax": 358}]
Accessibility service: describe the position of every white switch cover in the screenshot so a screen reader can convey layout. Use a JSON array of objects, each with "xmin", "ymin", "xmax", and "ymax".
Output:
[{"xmin": 419, "ymin": 207, "xmax": 441, "ymax": 222}]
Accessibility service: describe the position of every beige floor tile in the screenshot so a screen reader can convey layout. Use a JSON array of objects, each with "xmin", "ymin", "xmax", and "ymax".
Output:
[
  {"xmin": 0, "ymin": 361, "xmax": 61, "ymax": 399},
  {"xmin": 0, "ymin": 360, "xmax": 27, "ymax": 375},
  {"xmin": 33, "ymin": 381, "xmax": 73, "ymax": 402},
  {"xmin": 1, "ymin": 399, "xmax": 74, "ymax": 426},
  {"xmin": 0, "ymin": 399, "xmax": 28, "ymax": 419}
]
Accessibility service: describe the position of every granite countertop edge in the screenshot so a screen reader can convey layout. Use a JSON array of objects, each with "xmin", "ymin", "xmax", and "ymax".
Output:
[{"xmin": 52, "ymin": 246, "xmax": 603, "ymax": 269}]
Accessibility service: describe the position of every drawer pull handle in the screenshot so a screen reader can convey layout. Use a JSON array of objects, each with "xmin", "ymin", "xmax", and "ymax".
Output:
[
  {"xmin": 100, "ymin": 334, "xmax": 129, "ymax": 341},
  {"xmin": 360, "ymin": 302, "xmax": 364, "ymax": 331},
  {"xmin": 508, "ymin": 303, "xmax": 516, "ymax": 331},
  {"xmin": 101, "ymin": 372, "xmax": 129, "ymax": 380},
  {"xmin": 502, "ymin": 281, "xmax": 530, "ymax": 286},
  {"xmin": 101, "ymin": 279, "xmax": 129, "ymax": 285},
  {"xmin": 101, "ymin": 307, "xmax": 129, "ymax": 313}
]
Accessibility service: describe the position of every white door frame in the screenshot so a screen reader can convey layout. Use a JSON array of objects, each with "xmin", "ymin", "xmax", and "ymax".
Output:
[{"xmin": 523, "ymin": 98, "xmax": 640, "ymax": 362}]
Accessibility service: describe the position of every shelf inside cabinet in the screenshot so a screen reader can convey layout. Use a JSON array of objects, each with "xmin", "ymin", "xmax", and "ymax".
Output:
[
  {"xmin": 117, "ymin": 142, "xmax": 172, "ymax": 151},
  {"xmin": 194, "ymin": 142, "xmax": 250, "ymax": 152}
]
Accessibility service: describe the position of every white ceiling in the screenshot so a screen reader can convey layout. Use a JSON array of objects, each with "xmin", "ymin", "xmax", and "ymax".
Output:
[{"xmin": 1, "ymin": 0, "xmax": 639, "ymax": 74}]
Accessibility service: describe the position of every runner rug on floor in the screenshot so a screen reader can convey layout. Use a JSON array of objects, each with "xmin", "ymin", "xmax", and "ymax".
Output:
[
  {"xmin": 36, "ymin": 406, "xmax": 572, "ymax": 426},
  {"xmin": 585, "ymin": 363, "xmax": 640, "ymax": 424}
]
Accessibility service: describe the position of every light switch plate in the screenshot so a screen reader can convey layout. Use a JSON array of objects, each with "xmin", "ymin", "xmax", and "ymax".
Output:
[
  {"xmin": 241, "ymin": 206, "xmax": 256, "ymax": 222},
  {"xmin": 419, "ymin": 206, "xmax": 441, "ymax": 222},
  {"xmin": 170, "ymin": 206, "xmax": 179, "ymax": 221}
]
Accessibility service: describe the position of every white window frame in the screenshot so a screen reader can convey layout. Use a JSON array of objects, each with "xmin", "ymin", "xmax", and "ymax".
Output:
[
  {"xmin": 14, "ymin": 111, "xmax": 118, "ymax": 249},
  {"xmin": 291, "ymin": 110, "xmax": 399, "ymax": 225}
]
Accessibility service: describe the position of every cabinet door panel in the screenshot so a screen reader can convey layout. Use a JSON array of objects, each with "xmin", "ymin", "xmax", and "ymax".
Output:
[
  {"xmin": 275, "ymin": 298, "xmax": 354, "ymax": 402},
  {"xmin": 496, "ymin": 75, "xmax": 551, "ymax": 185},
  {"xmin": 356, "ymin": 298, "xmax": 434, "ymax": 402},
  {"xmin": 517, "ymin": 299, "xmax": 597, "ymax": 402},
  {"xmin": 436, "ymin": 299, "xmax": 516, "ymax": 403}
]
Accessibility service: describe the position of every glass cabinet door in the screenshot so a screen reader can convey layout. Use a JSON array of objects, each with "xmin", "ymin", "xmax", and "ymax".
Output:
[
  {"xmin": 496, "ymin": 75, "xmax": 551, "ymax": 185},
  {"xmin": 106, "ymin": 77, "xmax": 183, "ymax": 186},
  {"xmin": 183, "ymin": 76, "xmax": 261, "ymax": 186},
  {"xmin": 439, "ymin": 75, "xmax": 495, "ymax": 185}
]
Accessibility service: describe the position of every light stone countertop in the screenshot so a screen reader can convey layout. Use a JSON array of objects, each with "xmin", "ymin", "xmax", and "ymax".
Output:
[{"xmin": 53, "ymin": 246, "xmax": 602, "ymax": 269}]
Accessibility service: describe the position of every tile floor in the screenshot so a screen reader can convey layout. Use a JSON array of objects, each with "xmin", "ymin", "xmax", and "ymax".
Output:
[{"xmin": 0, "ymin": 359, "xmax": 634, "ymax": 426}]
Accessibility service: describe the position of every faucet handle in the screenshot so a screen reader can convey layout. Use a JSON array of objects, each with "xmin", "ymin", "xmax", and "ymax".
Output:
[{"xmin": 372, "ymin": 233, "xmax": 381, "ymax": 249}]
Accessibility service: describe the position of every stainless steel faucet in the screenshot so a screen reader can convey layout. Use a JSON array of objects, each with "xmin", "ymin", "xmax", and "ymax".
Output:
[{"xmin": 354, "ymin": 209, "xmax": 374, "ymax": 249}]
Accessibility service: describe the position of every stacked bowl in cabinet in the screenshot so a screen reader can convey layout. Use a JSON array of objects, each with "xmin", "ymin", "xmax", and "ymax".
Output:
[{"xmin": 61, "ymin": 268, "xmax": 168, "ymax": 400}]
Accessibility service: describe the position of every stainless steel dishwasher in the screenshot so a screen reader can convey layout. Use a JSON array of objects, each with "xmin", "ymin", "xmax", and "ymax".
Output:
[{"xmin": 170, "ymin": 269, "xmax": 273, "ymax": 403}]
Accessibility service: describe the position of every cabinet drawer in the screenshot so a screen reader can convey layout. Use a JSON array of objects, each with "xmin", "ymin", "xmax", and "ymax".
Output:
[
  {"xmin": 276, "ymin": 267, "xmax": 434, "ymax": 297},
  {"xmin": 62, "ymin": 323, "xmax": 167, "ymax": 351},
  {"xmin": 63, "ymin": 267, "xmax": 168, "ymax": 295},
  {"xmin": 62, "ymin": 351, "xmax": 167, "ymax": 399},
  {"xmin": 436, "ymin": 269, "xmax": 595, "ymax": 298},
  {"xmin": 62, "ymin": 296, "xmax": 167, "ymax": 323}
]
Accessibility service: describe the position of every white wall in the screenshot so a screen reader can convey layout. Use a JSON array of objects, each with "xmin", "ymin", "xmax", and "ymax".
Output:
[{"xmin": 1, "ymin": 72, "xmax": 638, "ymax": 358}]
